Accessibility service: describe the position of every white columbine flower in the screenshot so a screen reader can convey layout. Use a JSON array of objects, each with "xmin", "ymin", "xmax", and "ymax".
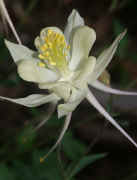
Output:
[{"xmin": 1, "ymin": 9, "xmax": 137, "ymax": 159}]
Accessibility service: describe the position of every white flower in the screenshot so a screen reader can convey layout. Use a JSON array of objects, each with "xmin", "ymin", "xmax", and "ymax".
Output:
[{"xmin": 1, "ymin": 9, "xmax": 137, "ymax": 159}]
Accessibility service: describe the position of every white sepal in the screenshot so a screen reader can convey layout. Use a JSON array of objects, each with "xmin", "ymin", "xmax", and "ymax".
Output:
[
  {"xmin": 90, "ymin": 30, "xmax": 126, "ymax": 82},
  {"xmin": 64, "ymin": 9, "xmax": 84, "ymax": 42},
  {"xmin": 86, "ymin": 88, "xmax": 137, "ymax": 148},
  {"xmin": 0, "ymin": 93, "xmax": 60, "ymax": 107},
  {"xmin": 5, "ymin": 40, "xmax": 37, "ymax": 64},
  {"xmin": 40, "ymin": 112, "xmax": 72, "ymax": 160},
  {"xmin": 90, "ymin": 80, "xmax": 137, "ymax": 96}
]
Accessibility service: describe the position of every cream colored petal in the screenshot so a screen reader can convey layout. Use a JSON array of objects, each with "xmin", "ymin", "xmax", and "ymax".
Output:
[
  {"xmin": 38, "ymin": 82, "xmax": 59, "ymax": 90},
  {"xmin": 34, "ymin": 27, "xmax": 64, "ymax": 50},
  {"xmin": 58, "ymin": 88, "xmax": 86, "ymax": 118},
  {"xmin": 51, "ymin": 83, "xmax": 71, "ymax": 101},
  {"xmin": 0, "ymin": 93, "xmax": 60, "ymax": 107},
  {"xmin": 69, "ymin": 26, "xmax": 96, "ymax": 71},
  {"xmin": 90, "ymin": 30, "xmax": 126, "ymax": 82},
  {"xmin": 18, "ymin": 59, "xmax": 60, "ymax": 83},
  {"xmin": 58, "ymin": 100, "xmax": 80, "ymax": 118},
  {"xmin": 39, "ymin": 82, "xmax": 72, "ymax": 101},
  {"xmin": 64, "ymin": 9, "xmax": 84, "ymax": 42},
  {"xmin": 74, "ymin": 56, "xmax": 96, "ymax": 87},
  {"xmin": 5, "ymin": 40, "xmax": 37, "ymax": 64}
]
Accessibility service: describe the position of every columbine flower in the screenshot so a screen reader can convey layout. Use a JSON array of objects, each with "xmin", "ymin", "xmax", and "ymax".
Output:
[{"xmin": 1, "ymin": 9, "xmax": 137, "ymax": 159}]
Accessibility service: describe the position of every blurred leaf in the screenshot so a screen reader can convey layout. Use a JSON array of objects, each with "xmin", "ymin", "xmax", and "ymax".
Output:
[
  {"xmin": 0, "ymin": 76, "xmax": 21, "ymax": 87},
  {"xmin": 69, "ymin": 153, "xmax": 107, "ymax": 178},
  {"xmin": 109, "ymin": 0, "xmax": 118, "ymax": 12},
  {"xmin": 0, "ymin": 164, "xmax": 16, "ymax": 180},
  {"xmin": 11, "ymin": 150, "xmax": 64, "ymax": 180},
  {"xmin": 29, "ymin": 107, "xmax": 41, "ymax": 117},
  {"xmin": 62, "ymin": 131, "xmax": 87, "ymax": 160},
  {"xmin": 16, "ymin": 125, "xmax": 37, "ymax": 153},
  {"xmin": 32, "ymin": 150, "xmax": 64, "ymax": 180},
  {"xmin": 129, "ymin": 52, "xmax": 137, "ymax": 63},
  {"xmin": 46, "ymin": 114, "xmax": 64, "ymax": 126}
]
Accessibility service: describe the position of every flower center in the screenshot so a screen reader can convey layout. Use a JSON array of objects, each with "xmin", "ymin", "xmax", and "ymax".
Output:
[{"xmin": 38, "ymin": 29, "xmax": 70, "ymax": 72}]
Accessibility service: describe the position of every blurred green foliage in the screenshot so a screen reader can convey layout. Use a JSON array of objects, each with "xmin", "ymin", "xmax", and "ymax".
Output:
[{"xmin": 0, "ymin": 123, "xmax": 106, "ymax": 180}]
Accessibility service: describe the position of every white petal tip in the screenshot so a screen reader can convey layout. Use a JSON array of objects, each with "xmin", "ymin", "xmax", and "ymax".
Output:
[{"xmin": 117, "ymin": 29, "xmax": 127, "ymax": 42}]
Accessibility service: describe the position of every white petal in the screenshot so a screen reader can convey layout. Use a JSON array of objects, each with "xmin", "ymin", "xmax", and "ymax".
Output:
[
  {"xmin": 86, "ymin": 89, "xmax": 137, "ymax": 148},
  {"xmin": 51, "ymin": 83, "xmax": 71, "ymax": 101},
  {"xmin": 18, "ymin": 60, "xmax": 60, "ymax": 83},
  {"xmin": 38, "ymin": 82, "xmax": 59, "ymax": 89},
  {"xmin": 0, "ymin": 93, "xmax": 60, "ymax": 107},
  {"xmin": 75, "ymin": 56, "xmax": 96, "ymax": 87},
  {"xmin": 5, "ymin": 40, "xmax": 37, "ymax": 64},
  {"xmin": 64, "ymin": 9, "xmax": 84, "ymax": 42},
  {"xmin": 90, "ymin": 30, "xmax": 126, "ymax": 82},
  {"xmin": 58, "ymin": 100, "xmax": 80, "ymax": 118},
  {"xmin": 69, "ymin": 26, "xmax": 96, "ymax": 71},
  {"xmin": 90, "ymin": 80, "xmax": 137, "ymax": 96},
  {"xmin": 35, "ymin": 27, "xmax": 64, "ymax": 50},
  {"xmin": 58, "ymin": 88, "xmax": 86, "ymax": 118},
  {"xmin": 40, "ymin": 112, "xmax": 72, "ymax": 161}
]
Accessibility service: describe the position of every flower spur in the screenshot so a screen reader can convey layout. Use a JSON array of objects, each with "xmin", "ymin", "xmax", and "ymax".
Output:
[{"xmin": 1, "ymin": 9, "xmax": 137, "ymax": 160}]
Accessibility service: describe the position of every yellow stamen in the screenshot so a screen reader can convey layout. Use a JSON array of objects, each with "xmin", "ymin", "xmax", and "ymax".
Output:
[
  {"xmin": 38, "ymin": 54, "xmax": 45, "ymax": 60},
  {"xmin": 40, "ymin": 45, "xmax": 47, "ymax": 52},
  {"xmin": 38, "ymin": 62, "xmax": 45, "ymax": 68},
  {"xmin": 38, "ymin": 29, "xmax": 70, "ymax": 71},
  {"xmin": 67, "ymin": 45, "xmax": 70, "ymax": 49},
  {"xmin": 40, "ymin": 157, "xmax": 45, "ymax": 163},
  {"xmin": 48, "ymin": 42, "xmax": 52, "ymax": 48},
  {"xmin": 44, "ymin": 51, "xmax": 50, "ymax": 56},
  {"xmin": 47, "ymin": 29, "xmax": 52, "ymax": 35}
]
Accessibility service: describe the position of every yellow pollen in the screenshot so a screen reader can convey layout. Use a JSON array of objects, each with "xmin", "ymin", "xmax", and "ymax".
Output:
[
  {"xmin": 38, "ymin": 54, "xmax": 45, "ymax": 60},
  {"xmin": 48, "ymin": 42, "xmax": 52, "ymax": 48},
  {"xmin": 47, "ymin": 29, "xmax": 52, "ymax": 35},
  {"xmin": 40, "ymin": 45, "xmax": 47, "ymax": 52},
  {"xmin": 40, "ymin": 157, "xmax": 45, "ymax": 163},
  {"xmin": 38, "ymin": 62, "xmax": 45, "ymax": 67},
  {"xmin": 44, "ymin": 51, "xmax": 50, "ymax": 56},
  {"xmin": 67, "ymin": 45, "xmax": 70, "ymax": 49},
  {"xmin": 38, "ymin": 29, "xmax": 70, "ymax": 70}
]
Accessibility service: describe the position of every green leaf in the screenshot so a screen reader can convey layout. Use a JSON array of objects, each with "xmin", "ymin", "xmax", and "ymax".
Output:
[
  {"xmin": 62, "ymin": 131, "xmax": 86, "ymax": 160},
  {"xmin": 31, "ymin": 150, "xmax": 64, "ymax": 180},
  {"xmin": 0, "ymin": 164, "xmax": 16, "ymax": 180},
  {"xmin": 69, "ymin": 153, "xmax": 107, "ymax": 178},
  {"xmin": 16, "ymin": 125, "xmax": 37, "ymax": 152}
]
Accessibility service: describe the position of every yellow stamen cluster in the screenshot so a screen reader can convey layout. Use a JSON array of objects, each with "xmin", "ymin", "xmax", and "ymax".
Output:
[{"xmin": 38, "ymin": 29, "xmax": 70, "ymax": 70}]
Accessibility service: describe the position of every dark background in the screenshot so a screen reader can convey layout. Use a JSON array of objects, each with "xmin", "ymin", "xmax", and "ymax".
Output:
[{"xmin": 0, "ymin": 0, "xmax": 137, "ymax": 179}]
